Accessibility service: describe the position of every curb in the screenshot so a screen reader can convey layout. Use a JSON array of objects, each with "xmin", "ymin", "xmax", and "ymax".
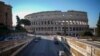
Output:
[{"xmin": 11, "ymin": 38, "xmax": 33, "ymax": 56}]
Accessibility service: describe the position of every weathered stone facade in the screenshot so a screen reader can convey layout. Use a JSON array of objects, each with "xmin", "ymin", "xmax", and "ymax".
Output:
[
  {"xmin": 25, "ymin": 10, "xmax": 89, "ymax": 36},
  {"xmin": 0, "ymin": 1, "xmax": 12, "ymax": 28}
]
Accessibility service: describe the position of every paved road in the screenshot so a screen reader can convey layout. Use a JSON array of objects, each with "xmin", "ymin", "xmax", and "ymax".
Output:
[{"xmin": 16, "ymin": 36, "xmax": 64, "ymax": 56}]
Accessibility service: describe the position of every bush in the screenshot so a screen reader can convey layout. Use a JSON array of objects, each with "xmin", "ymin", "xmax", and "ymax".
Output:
[{"xmin": 80, "ymin": 30, "xmax": 93, "ymax": 37}]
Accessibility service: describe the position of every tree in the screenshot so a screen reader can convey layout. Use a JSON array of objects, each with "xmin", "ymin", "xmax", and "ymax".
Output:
[
  {"xmin": 96, "ymin": 13, "xmax": 100, "ymax": 37},
  {"xmin": 0, "ymin": 23, "xmax": 11, "ymax": 35},
  {"xmin": 0, "ymin": 23, "xmax": 11, "ymax": 41},
  {"xmin": 15, "ymin": 25, "xmax": 27, "ymax": 32},
  {"xmin": 15, "ymin": 16, "xmax": 31, "ymax": 32},
  {"xmin": 19, "ymin": 19, "xmax": 31, "ymax": 25},
  {"xmin": 82, "ymin": 30, "xmax": 93, "ymax": 36},
  {"xmin": 56, "ymin": 32, "xmax": 61, "ymax": 35},
  {"xmin": 79, "ymin": 30, "xmax": 95, "ymax": 40},
  {"xmin": 16, "ymin": 15, "xmax": 20, "ymax": 24},
  {"xmin": 16, "ymin": 16, "xmax": 31, "ymax": 26}
]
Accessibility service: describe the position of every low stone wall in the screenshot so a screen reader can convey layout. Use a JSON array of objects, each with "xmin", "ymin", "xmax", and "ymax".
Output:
[
  {"xmin": 56, "ymin": 36, "xmax": 100, "ymax": 56},
  {"xmin": 0, "ymin": 36, "xmax": 34, "ymax": 56},
  {"xmin": 0, "ymin": 44, "xmax": 24, "ymax": 56}
]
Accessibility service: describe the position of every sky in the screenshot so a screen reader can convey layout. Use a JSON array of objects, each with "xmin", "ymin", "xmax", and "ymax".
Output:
[{"xmin": 1, "ymin": 0, "xmax": 100, "ymax": 27}]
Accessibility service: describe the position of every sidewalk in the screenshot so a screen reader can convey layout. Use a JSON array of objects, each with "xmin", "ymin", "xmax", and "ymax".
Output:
[{"xmin": 0, "ymin": 36, "xmax": 34, "ymax": 54}]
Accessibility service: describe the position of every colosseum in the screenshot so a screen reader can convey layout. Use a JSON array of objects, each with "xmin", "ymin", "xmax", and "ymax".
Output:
[{"xmin": 25, "ymin": 10, "xmax": 89, "ymax": 36}]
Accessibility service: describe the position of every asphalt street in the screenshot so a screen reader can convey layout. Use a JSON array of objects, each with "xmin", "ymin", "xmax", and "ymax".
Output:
[{"xmin": 16, "ymin": 36, "xmax": 67, "ymax": 56}]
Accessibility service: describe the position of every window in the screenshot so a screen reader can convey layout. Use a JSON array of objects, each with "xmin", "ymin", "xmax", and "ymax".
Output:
[
  {"xmin": 79, "ymin": 27, "xmax": 81, "ymax": 31},
  {"xmin": 66, "ymin": 21, "xmax": 68, "ymax": 22},
  {"xmin": 76, "ymin": 27, "xmax": 78, "ymax": 31},
  {"xmin": 62, "ymin": 21, "xmax": 65, "ymax": 22},
  {"xmin": 80, "ymin": 21, "xmax": 82, "ymax": 25},
  {"xmin": 38, "ymin": 27, "xmax": 40, "ymax": 31},
  {"xmin": 69, "ymin": 27, "xmax": 72, "ymax": 31},
  {"xmin": 69, "ymin": 21, "xmax": 73, "ymax": 25},
  {"xmin": 76, "ymin": 21, "xmax": 79, "ymax": 24},
  {"xmin": 51, "ymin": 27, "xmax": 53, "ymax": 31},
  {"xmin": 62, "ymin": 27, "xmax": 65, "ymax": 31},
  {"xmin": 48, "ymin": 27, "xmax": 50, "ymax": 31},
  {"xmin": 36, "ymin": 28, "xmax": 38, "ymax": 31},
  {"xmin": 41, "ymin": 21, "xmax": 43, "ymax": 25},
  {"xmin": 61, "ymin": 23, "xmax": 63, "ymax": 25},
  {"xmin": 73, "ymin": 21, "xmax": 76, "ymax": 24},
  {"xmin": 34, "ymin": 22, "xmax": 35, "ymax": 25},
  {"xmin": 45, "ymin": 21, "xmax": 46, "ymax": 24},
  {"xmin": 58, "ymin": 27, "xmax": 61, "ymax": 31},
  {"xmin": 51, "ymin": 21, "xmax": 53, "ymax": 24},
  {"xmin": 41, "ymin": 27, "xmax": 43, "ymax": 31},
  {"xmin": 55, "ymin": 27, "xmax": 57, "ymax": 31},
  {"xmin": 48, "ymin": 21, "xmax": 50, "ymax": 24},
  {"xmin": 73, "ymin": 27, "xmax": 75, "ymax": 31}
]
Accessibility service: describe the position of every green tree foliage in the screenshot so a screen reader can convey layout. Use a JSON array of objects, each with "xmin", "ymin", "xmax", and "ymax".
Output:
[
  {"xmin": 79, "ymin": 30, "xmax": 95, "ymax": 40},
  {"xmin": 96, "ymin": 13, "xmax": 100, "ymax": 37},
  {"xmin": 15, "ymin": 25, "xmax": 27, "ymax": 32},
  {"xmin": 82, "ymin": 30, "xmax": 93, "ymax": 36},
  {"xmin": 0, "ymin": 23, "xmax": 11, "ymax": 35},
  {"xmin": 15, "ymin": 16, "xmax": 31, "ymax": 32},
  {"xmin": 56, "ymin": 32, "xmax": 61, "ymax": 35},
  {"xmin": 19, "ymin": 19, "xmax": 31, "ymax": 25},
  {"xmin": 16, "ymin": 15, "xmax": 20, "ymax": 24},
  {"xmin": 16, "ymin": 16, "xmax": 31, "ymax": 26}
]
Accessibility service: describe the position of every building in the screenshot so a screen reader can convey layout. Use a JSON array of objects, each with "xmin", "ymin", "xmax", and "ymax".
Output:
[
  {"xmin": 0, "ymin": 1, "xmax": 12, "ymax": 28},
  {"xmin": 25, "ymin": 10, "xmax": 89, "ymax": 36}
]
